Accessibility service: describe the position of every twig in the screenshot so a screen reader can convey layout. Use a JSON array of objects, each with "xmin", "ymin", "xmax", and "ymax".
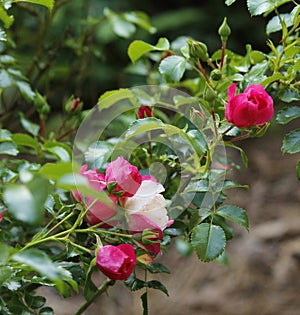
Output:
[{"xmin": 74, "ymin": 279, "xmax": 115, "ymax": 315}]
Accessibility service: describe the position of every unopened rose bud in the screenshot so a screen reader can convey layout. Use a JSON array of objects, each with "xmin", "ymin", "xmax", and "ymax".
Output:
[
  {"xmin": 161, "ymin": 52, "xmax": 172, "ymax": 60},
  {"xmin": 137, "ymin": 105, "xmax": 153, "ymax": 119},
  {"xmin": 141, "ymin": 229, "xmax": 160, "ymax": 245},
  {"xmin": 210, "ymin": 69, "xmax": 222, "ymax": 81},
  {"xmin": 218, "ymin": 17, "xmax": 231, "ymax": 42},
  {"xmin": 34, "ymin": 92, "xmax": 50, "ymax": 115},
  {"xmin": 187, "ymin": 38, "xmax": 209, "ymax": 62},
  {"xmin": 71, "ymin": 98, "xmax": 81, "ymax": 112},
  {"xmin": 204, "ymin": 86, "xmax": 217, "ymax": 102},
  {"xmin": 65, "ymin": 96, "xmax": 82, "ymax": 113},
  {"xmin": 137, "ymin": 253, "xmax": 154, "ymax": 265}
]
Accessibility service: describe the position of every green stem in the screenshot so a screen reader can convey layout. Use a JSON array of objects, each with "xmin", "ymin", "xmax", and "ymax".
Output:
[
  {"xmin": 74, "ymin": 228, "xmax": 133, "ymax": 239},
  {"xmin": 74, "ymin": 279, "xmax": 115, "ymax": 315}
]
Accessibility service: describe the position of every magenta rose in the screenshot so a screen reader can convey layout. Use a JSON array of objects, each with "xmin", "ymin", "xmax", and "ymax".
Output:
[
  {"xmin": 96, "ymin": 244, "xmax": 136, "ymax": 280},
  {"xmin": 0, "ymin": 213, "xmax": 3, "ymax": 222},
  {"xmin": 105, "ymin": 157, "xmax": 142, "ymax": 197},
  {"xmin": 225, "ymin": 83, "xmax": 274, "ymax": 128},
  {"xmin": 72, "ymin": 165, "xmax": 117, "ymax": 227},
  {"xmin": 137, "ymin": 105, "xmax": 153, "ymax": 119}
]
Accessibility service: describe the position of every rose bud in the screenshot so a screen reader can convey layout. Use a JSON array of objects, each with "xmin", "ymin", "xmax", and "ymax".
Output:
[
  {"xmin": 137, "ymin": 105, "xmax": 153, "ymax": 119},
  {"xmin": 96, "ymin": 244, "xmax": 136, "ymax": 280},
  {"xmin": 225, "ymin": 83, "xmax": 274, "ymax": 128}
]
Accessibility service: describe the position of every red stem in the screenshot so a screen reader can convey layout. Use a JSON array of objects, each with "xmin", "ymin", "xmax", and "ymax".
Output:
[{"xmin": 220, "ymin": 41, "xmax": 226, "ymax": 70}]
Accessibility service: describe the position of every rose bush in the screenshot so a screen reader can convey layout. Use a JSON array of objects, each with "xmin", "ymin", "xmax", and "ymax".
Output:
[
  {"xmin": 225, "ymin": 83, "xmax": 274, "ymax": 128},
  {"xmin": 0, "ymin": 1, "xmax": 300, "ymax": 315}
]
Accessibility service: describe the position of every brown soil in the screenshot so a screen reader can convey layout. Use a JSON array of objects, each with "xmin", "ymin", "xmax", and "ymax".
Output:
[{"xmin": 41, "ymin": 124, "xmax": 300, "ymax": 315}]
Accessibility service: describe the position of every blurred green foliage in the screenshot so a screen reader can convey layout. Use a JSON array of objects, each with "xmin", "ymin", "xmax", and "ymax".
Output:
[{"xmin": 3, "ymin": 0, "xmax": 268, "ymax": 108}]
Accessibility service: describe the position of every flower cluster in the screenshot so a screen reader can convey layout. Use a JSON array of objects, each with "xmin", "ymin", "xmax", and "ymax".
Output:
[{"xmin": 73, "ymin": 157, "xmax": 172, "ymax": 280}]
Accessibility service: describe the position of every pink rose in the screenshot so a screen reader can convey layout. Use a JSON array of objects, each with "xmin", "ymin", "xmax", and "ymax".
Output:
[
  {"xmin": 123, "ymin": 179, "xmax": 172, "ymax": 230},
  {"xmin": 225, "ymin": 83, "xmax": 274, "ymax": 128},
  {"xmin": 105, "ymin": 157, "xmax": 142, "ymax": 197},
  {"xmin": 96, "ymin": 244, "xmax": 136, "ymax": 280},
  {"xmin": 72, "ymin": 165, "xmax": 117, "ymax": 227},
  {"xmin": 0, "ymin": 213, "xmax": 3, "ymax": 222},
  {"xmin": 137, "ymin": 105, "xmax": 153, "ymax": 119}
]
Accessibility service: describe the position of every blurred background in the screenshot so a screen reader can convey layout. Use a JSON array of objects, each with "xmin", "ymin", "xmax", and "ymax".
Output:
[
  {"xmin": 7, "ymin": 0, "xmax": 300, "ymax": 314},
  {"xmin": 8, "ymin": 0, "xmax": 268, "ymax": 107}
]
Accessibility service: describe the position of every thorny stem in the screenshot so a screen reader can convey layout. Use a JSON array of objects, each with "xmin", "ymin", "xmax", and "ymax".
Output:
[
  {"xmin": 222, "ymin": 125, "xmax": 234, "ymax": 136},
  {"xmin": 196, "ymin": 60, "xmax": 211, "ymax": 84},
  {"xmin": 211, "ymin": 109, "xmax": 219, "ymax": 138},
  {"xmin": 56, "ymin": 127, "xmax": 76, "ymax": 141},
  {"xmin": 224, "ymin": 130, "xmax": 253, "ymax": 142},
  {"xmin": 39, "ymin": 115, "xmax": 46, "ymax": 138},
  {"xmin": 74, "ymin": 278, "xmax": 115, "ymax": 315}
]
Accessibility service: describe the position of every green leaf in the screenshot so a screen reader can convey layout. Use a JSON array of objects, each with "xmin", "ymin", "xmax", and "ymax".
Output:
[
  {"xmin": 159, "ymin": 55, "xmax": 186, "ymax": 82},
  {"xmin": 19, "ymin": 113, "xmax": 40, "ymax": 136},
  {"xmin": 278, "ymin": 89, "xmax": 300, "ymax": 102},
  {"xmin": 12, "ymin": 249, "xmax": 59, "ymax": 279},
  {"xmin": 43, "ymin": 141, "xmax": 71, "ymax": 162},
  {"xmin": 13, "ymin": 0, "xmax": 55, "ymax": 10},
  {"xmin": 85, "ymin": 141, "xmax": 113, "ymax": 169},
  {"xmin": 3, "ymin": 176, "xmax": 50, "ymax": 225},
  {"xmin": 247, "ymin": 0, "xmax": 292, "ymax": 16},
  {"xmin": 128, "ymin": 37, "xmax": 169, "ymax": 63},
  {"xmin": 297, "ymin": 160, "xmax": 300, "ymax": 180},
  {"xmin": 0, "ymin": 6, "xmax": 14, "ymax": 28},
  {"xmin": 225, "ymin": 0, "xmax": 237, "ymax": 5},
  {"xmin": 0, "ymin": 129, "xmax": 13, "ymax": 142},
  {"xmin": 0, "ymin": 141, "xmax": 18, "ymax": 155},
  {"xmin": 0, "ymin": 69, "xmax": 13, "ymax": 87},
  {"xmin": 25, "ymin": 295, "xmax": 46, "ymax": 309},
  {"xmin": 98, "ymin": 88, "xmax": 135, "ymax": 109},
  {"xmin": 39, "ymin": 162, "xmax": 77, "ymax": 181},
  {"xmin": 11, "ymin": 248, "xmax": 71, "ymax": 295},
  {"xmin": 261, "ymin": 72, "xmax": 283, "ymax": 86},
  {"xmin": 110, "ymin": 15, "xmax": 136, "ymax": 38},
  {"xmin": 123, "ymin": 11, "xmax": 156, "ymax": 34},
  {"xmin": 0, "ymin": 266, "xmax": 13, "ymax": 285},
  {"xmin": 124, "ymin": 274, "xmax": 145, "ymax": 292},
  {"xmin": 12, "ymin": 133, "xmax": 39, "ymax": 150},
  {"xmin": 57, "ymin": 173, "xmax": 112, "ymax": 206},
  {"xmin": 266, "ymin": 13, "xmax": 292, "ymax": 35},
  {"xmin": 39, "ymin": 307, "xmax": 54, "ymax": 315},
  {"xmin": 213, "ymin": 215, "xmax": 235, "ymax": 240},
  {"xmin": 217, "ymin": 204, "xmax": 249, "ymax": 230},
  {"xmin": 0, "ymin": 244, "xmax": 12, "ymax": 263},
  {"xmin": 225, "ymin": 142, "xmax": 248, "ymax": 167},
  {"xmin": 147, "ymin": 280, "xmax": 169, "ymax": 296},
  {"xmin": 16, "ymin": 81, "xmax": 35, "ymax": 102},
  {"xmin": 186, "ymin": 129, "xmax": 207, "ymax": 156},
  {"xmin": 191, "ymin": 223, "xmax": 226, "ymax": 262},
  {"xmin": 276, "ymin": 106, "xmax": 300, "ymax": 124},
  {"xmin": 147, "ymin": 262, "xmax": 170, "ymax": 274},
  {"xmin": 282, "ymin": 129, "xmax": 300, "ymax": 154}
]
